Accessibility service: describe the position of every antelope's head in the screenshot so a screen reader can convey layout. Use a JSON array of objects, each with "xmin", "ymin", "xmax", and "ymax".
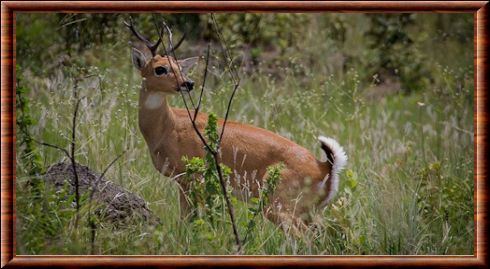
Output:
[{"xmin": 126, "ymin": 19, "xmax": 198, "ymax": 94}]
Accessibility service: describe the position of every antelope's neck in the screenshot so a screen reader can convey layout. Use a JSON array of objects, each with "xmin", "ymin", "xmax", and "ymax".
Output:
[{"xmin": 138, "ymin": 86, "xmax": 176, "ymax": 147}]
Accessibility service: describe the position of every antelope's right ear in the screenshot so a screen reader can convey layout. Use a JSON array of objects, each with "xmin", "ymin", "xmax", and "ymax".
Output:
[{"xmin": 131, "ymin": 48, "xmax": 148, "ymax": 70}]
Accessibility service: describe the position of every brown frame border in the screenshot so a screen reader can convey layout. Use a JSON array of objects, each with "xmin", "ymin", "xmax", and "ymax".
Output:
[{"xmin": 1, "ymin": 1, "xmax": 488, "ymax": 268}]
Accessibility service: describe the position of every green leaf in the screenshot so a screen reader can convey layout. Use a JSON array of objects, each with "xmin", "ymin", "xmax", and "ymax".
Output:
[
  {"xmin": 193, "ymin": 218, "xmax": 205, "ymax": 226},
  {"xmin": 347, "ymin": 178, "xmax": 358, "ymax": 189}
]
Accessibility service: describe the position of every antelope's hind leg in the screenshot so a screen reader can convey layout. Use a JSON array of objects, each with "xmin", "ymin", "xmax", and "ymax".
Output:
[{"xmin": 264, "ymin": 206, "xmax": 309, "ymax": 238}]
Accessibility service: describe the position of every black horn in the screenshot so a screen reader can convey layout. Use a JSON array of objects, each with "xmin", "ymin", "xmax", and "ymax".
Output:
[{"xmin": 124, "ymin": 17, "xmax": 162, "ymax": 57}]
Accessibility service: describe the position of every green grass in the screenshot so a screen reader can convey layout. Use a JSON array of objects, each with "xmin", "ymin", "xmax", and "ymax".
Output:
[{"xmin": 15, "ymin": 13, "xmax": 474, "ymax": 255}]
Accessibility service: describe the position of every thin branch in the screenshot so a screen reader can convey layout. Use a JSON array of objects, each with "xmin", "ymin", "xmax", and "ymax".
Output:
[
  {"xmin": 31, "ymin": 138, "xmax": 71, "ymax": 160},
  {"xmin": 160, "ymin": 20, "xmax": 197, "ymax": 110},
  {"xmin": 156, "ymin": 16, "xmax": 242, "ymax": 251},
  {"xmin": 213, "ymin": 153, "xmax": 242, "ymax": 252},
  {"xmin": 179, "ymin": 89, "xmax": 217, "ymax": 155},
  {"xmin": 219, "ymin": 83, "xmax": 240, "ymax": 146},
  {"xmin": 208, "ymin": 15, "xmax": 243, "ymax": 251},
  {"xmin": 149, "ymin": 14, "xmax": 166, "ymax": 57},
  {"xmin": 151, "ymin": 15, "xmax": 196, "ymax": 109},
  {"xmin": 69, "ymin": 75, "xmax": 104, "ymax": 226},
  {"xmin": 152, "ymin": 16, "xmax": 216, "ymax": 155},
  {"xmin": 71, "ymin": 96, "xmax": 84, "ymax": 222},
  {"xmin": 160, "ymin": 30, "xmax": 215, "ymax": 154},
  {"xmin": 88, "ymin": 150, "xmax": 127, "ymax": 202},
  {"xmin": 152, "ymin": 17, "xmax": 191, "ymax": 104},
  {"xmin": 193, "ymin": 43, "xmax": 211, "ymax": 122},
  {"xmin": 209, "ymin": 15, "xmax": 242, "ymax": 149},
  {"xmin": 211, "ymin": 14, "xmax": 240, "ymax": 83},
  {"xmin": 162, "ymin": 32, "xmax": 215, "ymax": 154},
  {"xmin": 87, "ymin": 150, "xmax": 126, "ymax": 255}
]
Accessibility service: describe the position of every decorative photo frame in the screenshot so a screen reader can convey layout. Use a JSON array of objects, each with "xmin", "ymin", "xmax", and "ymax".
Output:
[{"xmin": 1, "ymin": 1, "xmax": 488, "ymax": 267}]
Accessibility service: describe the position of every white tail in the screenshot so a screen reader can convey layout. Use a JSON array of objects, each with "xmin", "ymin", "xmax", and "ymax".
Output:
[{"xmin": 318, "ymin": 136, "xmax": 348, "ymax": 207}]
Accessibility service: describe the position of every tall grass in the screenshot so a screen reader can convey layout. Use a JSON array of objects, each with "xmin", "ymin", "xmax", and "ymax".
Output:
[{"xmin": 16, "ymin": 13, "xmax": 474, "ymax": 255}]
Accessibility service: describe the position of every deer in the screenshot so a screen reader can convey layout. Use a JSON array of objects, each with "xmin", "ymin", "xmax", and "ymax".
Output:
[{"xmin": 126, "ymin": 21, "xmax": 347, "ymax": 233}]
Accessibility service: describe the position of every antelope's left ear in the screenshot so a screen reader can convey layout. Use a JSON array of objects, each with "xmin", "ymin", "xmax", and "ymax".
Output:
[
  {"xmin": 131, "ymin": 48, "xmax": 148, "ymax": 70},
  {"xmin": 178, "ymin": 57, "xmax": 200, "ymax": 73}
]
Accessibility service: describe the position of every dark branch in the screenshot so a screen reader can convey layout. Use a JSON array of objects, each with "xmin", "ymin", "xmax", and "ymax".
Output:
[
  {"xmin": 160, "ymin": 20, "xmax": 197, "ymax": 109},
  {"xmin": 151, "ymin": 17, "xmax": 215, "ymax": 154},
  {"xmin": 148, "ymin": 15, "xmax": 243, "ymax": 251},
  {"xmin": 88, "ymin": 150, "xmax": 127, "ymax": 255},
  {"xmin": 156, "ymin": 16, "xmax": 242, "ymax": 251},
  {"xmin": 193, "ymin": 43, "xmax": 211, "ymax": 122},
  {"xmin": 31, "ymin": 138, "xmax": 70, "ymax": 159},
  {"xmin": 219, "ymin": 83, "xmax": 240, "ymax": 145},
  {"xmin": 179, "ymin": 88, "xmax": 217, "ymax": 155},
  {"xmin": 211, "ymin": 14, "xmax": 240, "ymax": 84},
  {"xmin": 209, "ymin": 15, "xmax": 242, "ymax": 149},
  {"xmin": 161, "ymin": 21, "xmax": 186, "ymax": 54},
  {"xmin": 213, "ymin": 152, "xmax": 242, "ymax": 251},
  {"xmin": 71, "ymin": 97, "xmax": 84, "ymax": 217},
  {"xmin": 88, "ymin": 150, "xmax": 127, "ymax": 202}
]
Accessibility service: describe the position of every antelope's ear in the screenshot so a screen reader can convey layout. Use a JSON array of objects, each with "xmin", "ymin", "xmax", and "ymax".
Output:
[
  {"xmin": 131, "ymin": 48, "xmax": 148, "ymax": 70},
  {"xmin": 178, "ymin": 56, "xmax": 200, "ymax": 73}
]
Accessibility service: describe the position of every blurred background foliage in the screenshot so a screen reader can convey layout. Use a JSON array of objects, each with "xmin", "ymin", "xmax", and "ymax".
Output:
[
  {"xmin": 17, "ymin": 13, "xmax": 472, "ymax": 94},
  {"xmin": 16, "ymin": 13, "xmax": 474, "ymax": 255}
]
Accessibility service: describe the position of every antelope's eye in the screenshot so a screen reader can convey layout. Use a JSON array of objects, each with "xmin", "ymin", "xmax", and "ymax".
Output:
[{"xmin": 155, "ymin": 66, "xmax": 168, "ymax": 76}]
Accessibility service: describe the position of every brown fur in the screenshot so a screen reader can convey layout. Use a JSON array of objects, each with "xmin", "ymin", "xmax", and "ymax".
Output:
[{"xmin": 133, "ymin": 52, "xmax": 333, "ymax": 230}]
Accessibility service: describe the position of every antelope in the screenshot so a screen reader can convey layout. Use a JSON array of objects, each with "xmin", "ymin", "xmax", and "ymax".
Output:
[{"xmin": 127, "ymin": 21, "xmax": 347, "ymax": 232}]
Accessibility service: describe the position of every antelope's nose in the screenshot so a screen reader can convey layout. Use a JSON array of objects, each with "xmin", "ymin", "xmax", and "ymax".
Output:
[{"xmin": 181, "ymin": 80, "xmax": 194, "ymax": 91}]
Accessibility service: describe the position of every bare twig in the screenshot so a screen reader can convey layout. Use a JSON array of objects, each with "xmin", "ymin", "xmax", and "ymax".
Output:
[
  {"xmin": 193, "ymin": 43, "xmax": 211, "ymax": 122},
  {"xmin": 207, "ymin": 16, "xmax": 243, "ymax": 251},
  {"xmin": 212, "ymin": 152, "xmax": 242, "ymax": 251},
  {"xmin": 211, "ymin": 14, "xmax": 240, "ymax": 83},
  {"xmin": 150, "ymin": 14, "xmax": 196, "ymax": 109},
  {"xmin": 180, "ymin": 90, "xmax": 217, "ymax": 155},
  {"xmin": 160, "ymin": 19, "xmax": 198, "ymax": 110},
  {"xmin": 31, "ymin": 138, "xmax": 71, "ymax": 160},
  {"xmin": 31, "ymin": 92, "xmax": 85, "ymax": 227},
  {"xmin": 152, "ymin": 16, "xmax": 216, "ymax": 155},
  {"xmin": 209, "ymin": 14, "xmax": 242, "ymax": 147},
  {"xmin": 88, "ymin": 150, "xmax": 126, "ymax": 255},
  {"xmin": 88, "ymin": 150, "xmax": 127, "ymax": 203},
  {"xmin": 219, "ymin": 83, "xmax": 240, "ymax": 145},
  {"xmin": 71, "ymin": 97, "xmax": 84, "ymax": 218}
]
